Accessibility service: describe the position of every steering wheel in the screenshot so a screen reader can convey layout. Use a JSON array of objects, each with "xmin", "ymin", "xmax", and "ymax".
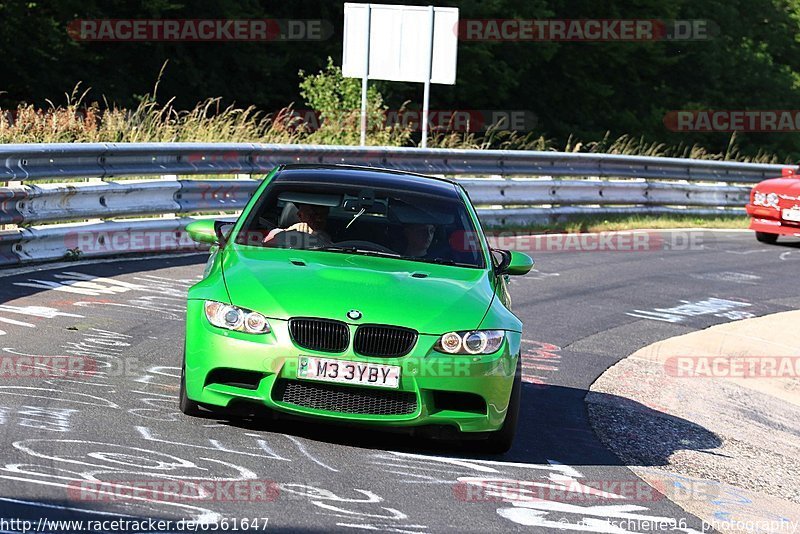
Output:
[
  {"xmin": 333, "ymin": 240, "xmax": 398, "ymax": 255},
  {"xmin": 268, "ymin": 230, "xmax": 329, "ymax": 249}
]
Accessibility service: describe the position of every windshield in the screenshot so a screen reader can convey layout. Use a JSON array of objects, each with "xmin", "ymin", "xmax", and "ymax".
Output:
[{"xmin": 234, "ymin": 179, "xmax": 486, "ymax": 268}]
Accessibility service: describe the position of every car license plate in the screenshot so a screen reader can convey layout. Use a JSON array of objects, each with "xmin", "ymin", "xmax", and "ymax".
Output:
[
  {"xmin": 782, "ymin": 208, "xmax": 800, "ymax": 222},
  {"xmin": 297, "ymin": 356, "xmax": 400, "ymax": 389}
]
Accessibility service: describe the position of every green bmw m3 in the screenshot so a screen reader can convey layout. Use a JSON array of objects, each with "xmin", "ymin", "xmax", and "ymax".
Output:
[{"xmin": 181, "ymin": 164, "xmax": 533, "ymax": 453}]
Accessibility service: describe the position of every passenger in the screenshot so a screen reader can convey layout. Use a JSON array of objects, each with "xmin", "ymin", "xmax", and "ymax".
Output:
[{"xmin": 403, "ymin": 223, "xmax": 435, "ymax": 257}]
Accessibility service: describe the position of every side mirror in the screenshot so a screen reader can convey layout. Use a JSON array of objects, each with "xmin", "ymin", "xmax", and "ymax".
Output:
[
  {"xmin": 492, "ymin": 249, "xmax": 534, "ymax": 276},
  {"xmin": 186, "ymin": 220, "xmax": 232, "ymax": 246},
  {"xmin": 214, "ymin": 221, "xmax": 235, "ymax": 244}
]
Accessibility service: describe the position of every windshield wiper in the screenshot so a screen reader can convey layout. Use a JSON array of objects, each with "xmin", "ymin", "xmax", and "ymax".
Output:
[
  {"xmin": 411, "ymin": 256, "xmax": 479, "ymax": 268},
  {"xmin": 387, "ymin": 255, "xmax": 478, "ymax": 268},
  {"xmin": 346, "ymin": 207, "xmax": 366, "ymax": 229},
  {"xmin": 310, "ymin": 246, "xmax": 402, "ymax": 258},
  {"xmin": 309, "ymin": 247, "xmax": 478, "ymax": 268}
]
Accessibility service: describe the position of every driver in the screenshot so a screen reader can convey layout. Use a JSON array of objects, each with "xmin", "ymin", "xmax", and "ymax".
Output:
[{"xmin": 264, "ymin": 203, "xmax": 332, "ymax": 245}]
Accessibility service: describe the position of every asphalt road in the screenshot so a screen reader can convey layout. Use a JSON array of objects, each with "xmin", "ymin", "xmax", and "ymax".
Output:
[{"xmin": 0, "ymin": 229, "xmax": 797, "ymax": 533}]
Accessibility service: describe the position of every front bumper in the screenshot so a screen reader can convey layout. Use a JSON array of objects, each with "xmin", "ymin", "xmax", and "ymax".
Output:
[
  {"xmin": 184, "ymin": 300, "xmax": 520, "ymax": 433},
  {"xmin": 746, "ymin": 204, "xmax": 800, "ymax": 237}
]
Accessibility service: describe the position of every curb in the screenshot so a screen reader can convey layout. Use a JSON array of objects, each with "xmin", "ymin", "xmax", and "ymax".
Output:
[{"xmin": 586, "ymin": 310, "xmax": 800, "ymax": 533}]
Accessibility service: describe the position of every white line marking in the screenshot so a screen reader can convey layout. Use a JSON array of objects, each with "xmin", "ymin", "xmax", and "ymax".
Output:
[
  {"xmin": 725, "ymin": 249, "xmax": 760, "ymax": 255},
  {"xmin": 0, "ymin": 305, "xmax": 82, "ymax": 319},
  {"xmin": 0, "ymin": 317, "xmax": 35, "ymax": 328}
]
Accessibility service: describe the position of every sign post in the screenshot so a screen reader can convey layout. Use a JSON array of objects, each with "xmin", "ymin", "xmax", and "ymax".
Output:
[
  {"xmin": 343, "ymin": 3, "xmax": 458, "ymax": 147},
  {"xmin": 421, "ymin": 5, "xmax": 435, "ymax": 148},
  {"xmin": 359, "ymin": 4, "xmax": 371, "ymax": 146}
]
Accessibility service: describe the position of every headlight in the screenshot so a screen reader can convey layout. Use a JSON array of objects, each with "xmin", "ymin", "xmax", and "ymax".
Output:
[
  {"xmin": 766, "ymin": 192, "xmax": 780, "ymax": 209},
  {"xmin": 754, "ymin": 190, "xmax": 780, "ymax": 210},
  {"xmin": 434, "ymin": 330, "xmax": 505, "ymax": 355},
  {"xmin": 204, "ymin": 301, "xmax": 271, "ymax": 334}
]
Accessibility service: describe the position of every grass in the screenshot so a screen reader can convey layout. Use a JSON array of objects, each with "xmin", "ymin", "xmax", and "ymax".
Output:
[
  {"xmin": 0, "ymin": 82, "xmax": 787, "ymax": 164},
  {"xmin": 496, "ymin": 214, "xmax": 750, "ymax": 234}
]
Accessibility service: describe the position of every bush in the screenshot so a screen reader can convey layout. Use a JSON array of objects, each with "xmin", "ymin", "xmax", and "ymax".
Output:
[{"xmin": 298, "ymin": 57, "xmax": 411, "ymax": 146}]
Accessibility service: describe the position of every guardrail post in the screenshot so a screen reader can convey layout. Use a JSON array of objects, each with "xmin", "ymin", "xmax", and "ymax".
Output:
[
  {"xmin": 160, "ymin": 175, "xmax": 179, "ymax": 219},
  {"xmin": 1, "ymin": 179, "xmax": 21, "ymax": 231},
  {"xmin": 0, "ymin": 180, "xmax": 6, "ymax": 231},
  {"xmin": 0, "ymin": 179, "xmax": 5, "ymax": 228}
]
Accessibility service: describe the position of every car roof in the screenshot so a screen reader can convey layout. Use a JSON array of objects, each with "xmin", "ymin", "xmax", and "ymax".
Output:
[{"xmin": 272, "ymin": 164, "xmax": 460, "ymax": 198}]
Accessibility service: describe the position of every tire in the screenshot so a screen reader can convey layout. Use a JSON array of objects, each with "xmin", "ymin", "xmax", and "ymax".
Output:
[
  {"xmin": 755, "ymin": 231, "xmax": 779, "ymax": 245},
  {"xmin": 179, "ymin": 361, "xmax": 203, "ymax": 417},
  {"xmin": 469, "ymin": 357, "xmax": 522, "ymax": 454}
]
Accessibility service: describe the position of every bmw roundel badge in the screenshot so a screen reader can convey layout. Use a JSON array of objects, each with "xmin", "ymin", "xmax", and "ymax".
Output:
[{"xmin": 347, "ymin": 309, "xmax": 362, "ymax": 320}]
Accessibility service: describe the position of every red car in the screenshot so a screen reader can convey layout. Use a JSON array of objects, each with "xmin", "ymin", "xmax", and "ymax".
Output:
[{"xmin": 745, "ymin": 168, "xmax": 800, "ymax": 244}]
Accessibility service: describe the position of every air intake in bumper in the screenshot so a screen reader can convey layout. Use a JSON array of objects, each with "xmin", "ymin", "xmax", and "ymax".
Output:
[
  {"xmin": 205, "ymin": 368, "xmax": 266, "ymax": 390},
  {"xmin": 272, "ymin": 379, "xmax": 417, "ymax": 416}
]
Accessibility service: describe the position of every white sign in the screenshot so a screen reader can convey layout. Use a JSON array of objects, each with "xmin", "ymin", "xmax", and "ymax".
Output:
[
  {"xmin": 342, "ymin": 3, "xmax": 459, "ymax": 147},
  {"xmin": 342, "ymin": 3, "xmax": 459, "ymax": 85}
]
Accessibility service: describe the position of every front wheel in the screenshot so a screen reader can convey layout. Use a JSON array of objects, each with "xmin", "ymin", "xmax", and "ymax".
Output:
[
  {"xmin": 179, "ymin": 362, "xmax": 203, "ymax": 417},
  {"xmin": 469, "ymin": 358, "xmax": 521, "ymax": 454},
  {"xmin": 755, "ymin": 231, "xmax": 779, "ymax": 245}
]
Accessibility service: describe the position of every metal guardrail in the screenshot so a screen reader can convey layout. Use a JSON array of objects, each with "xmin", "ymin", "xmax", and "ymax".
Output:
[
  {"xmin": 1, "ymin": 179, "xmax": 253, "ymax": 224},
  {"xmin": 0, "ymin": 143, "xmax": 779, "ymax": 267},
  {"xmin": 1, "ymin": 142, "xmax": 793, "ymax": 182},
  {"xmin": 0, "ymin": 178, "xmax": 749, "ymax": 226}
]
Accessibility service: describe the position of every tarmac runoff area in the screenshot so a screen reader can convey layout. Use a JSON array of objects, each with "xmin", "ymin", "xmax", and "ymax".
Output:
[{"xmin": 586, "ymin": 310, "xmax": 800, "ymax": 534}]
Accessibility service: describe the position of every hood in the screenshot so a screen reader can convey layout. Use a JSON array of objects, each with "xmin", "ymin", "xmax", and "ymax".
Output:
[
  {"xmin": 753, "ymin": 178, "xmax": 800, "ymax": 200},
  {"xmin": 221, "ymin": 246, "xmax": 495, "ymax": 334}
]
